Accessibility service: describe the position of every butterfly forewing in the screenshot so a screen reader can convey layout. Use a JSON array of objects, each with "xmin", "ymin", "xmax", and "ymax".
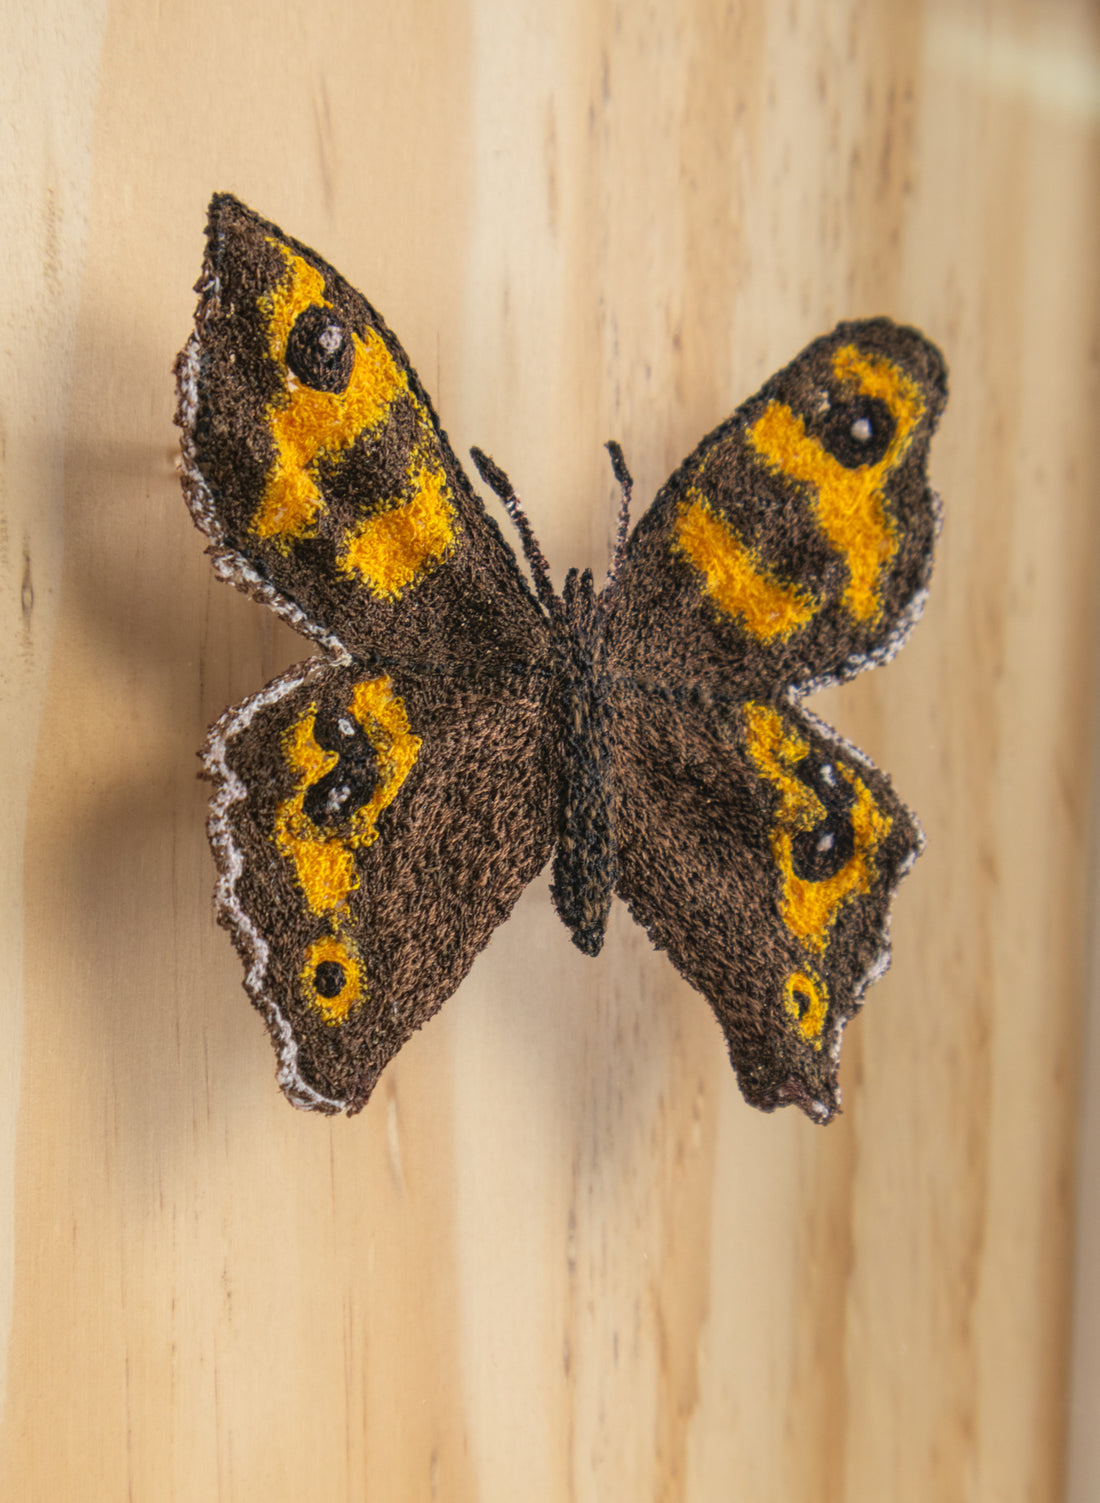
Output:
[
  {"xmin": 178, "ymin": 195, "xmax": 549, "ymax": 667},
  {"xmin": 608, "ymin": 319, "xmax": 946, "ymax": 699}
]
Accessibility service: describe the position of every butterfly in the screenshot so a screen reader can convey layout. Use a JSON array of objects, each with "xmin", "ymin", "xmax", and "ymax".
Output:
[{"xmin": 175, "ymin": 194, "xmax": 947, "ymax": 1123}]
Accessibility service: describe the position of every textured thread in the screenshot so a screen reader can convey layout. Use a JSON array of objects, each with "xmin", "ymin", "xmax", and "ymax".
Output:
[{"xmin": 176, "ymin": 194, "xmax": 948, "ymax": 1122}]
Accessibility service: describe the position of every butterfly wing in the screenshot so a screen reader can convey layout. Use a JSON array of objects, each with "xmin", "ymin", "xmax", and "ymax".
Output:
[
  {"xmin": 613, "ymin": 687, "xmax": 920, "ymax": 1120},
  {"xmin": 608, "ymin": 319, "xmax": 946, "ymax": 697},
  {"xmin": 176, "ymin": 194, "xmax": 548, "ymax": 666},
  {"xmin": 607, "ymin": 320, "xmax": 945, "ymax": 1119},
  {"xmin": 205, "ymin": 657, "xmax": 557, "ymax": 1112},
  {"xmin": 177, "ymin": 197, "xmax": 563, "ymax": 1110}
]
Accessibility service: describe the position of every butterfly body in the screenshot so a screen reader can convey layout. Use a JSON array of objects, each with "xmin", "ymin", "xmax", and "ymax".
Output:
[
  {"xmin": 177, "ymin": 195, "xmax": 946, "ymax": 1122},
  {"xmin": 543, "ymin": 564, "xmax": 617, "ymax": 957}
]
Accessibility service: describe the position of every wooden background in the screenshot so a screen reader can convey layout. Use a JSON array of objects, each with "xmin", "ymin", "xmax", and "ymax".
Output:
[{"xmin": 3, "ymin": 1, "xmax": 1098, "ymax": 1498}]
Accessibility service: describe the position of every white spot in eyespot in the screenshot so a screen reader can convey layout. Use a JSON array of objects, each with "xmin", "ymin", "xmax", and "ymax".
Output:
[
  {"xmin": 319, "ymin": 324, "xmax": 342, "ymax": 354},
  {"xmin": 851, "ymin": 416, "xmax": 873, "ymax": 442},
  {"xmin": 324, "ymin": 783, "xmax": 351, "ymax": 816},
  {"xmin": 820, "ymin": 763, "xmax": 836, "ymax": 786},
  {"xmin": 816, "ymin": 832, "xmax": 835, "ymax": 853},
  {"xmin": 338, "ymin": 717, "xmax": 355, "ymax": 737}
]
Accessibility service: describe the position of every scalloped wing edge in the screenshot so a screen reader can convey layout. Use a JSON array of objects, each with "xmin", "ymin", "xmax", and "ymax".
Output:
[
  {"xmin": 174, "ymin": 279, "xmax": 350, "ymax": 659},
  {"xmin": 799, "ymin": 485, "xmax": 944, "ymax": 698},
  {"xmin": 202, "ymin": 654, "xmax": 351, "ymax": 1113},
  {"xmin": 776, "ymin": 692, "xmax": 927, "ymax": 1123}
]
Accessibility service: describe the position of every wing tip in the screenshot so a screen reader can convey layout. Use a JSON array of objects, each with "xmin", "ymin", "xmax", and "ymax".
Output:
[
  {"xmin": 745, "ymin": 1072, "xmax": 841, "ymax": 1124},
  {"xmin": 831, "ymin": 314, "xmax": 948, "ymax": 395}
]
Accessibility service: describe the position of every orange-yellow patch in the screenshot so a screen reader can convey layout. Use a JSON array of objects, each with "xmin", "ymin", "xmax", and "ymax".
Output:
[
  {"xmin": 252, "ymin": 243, "xmax": 406, "ymax": 545},
  {"xmin": 300, "ymin": 933, "xmax": 364, "ymax": 1025},
  {"xmin": 273, "ymin": 676, "xmax": 421, "ymax": 916},
  {"xmin": 674, "ymin": 494, "xmax": 818, "ymax": 640},
  {"xmin": 747, "ymin": 346, "xmax": 924, "ymax": 622},
  {"xmin": 783, "ymin": 970, "xmax": 828, "ymax": 1050},
  {"xmin": 339, "ymin": 459, "xmax": 457, "ymax": 598},
  {"xmin": 742, "ymin": 701, "xmax": 891, "ymax": 953}
]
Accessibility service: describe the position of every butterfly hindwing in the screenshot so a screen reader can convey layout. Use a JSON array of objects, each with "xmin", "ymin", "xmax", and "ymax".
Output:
[
  {"xmin": 609, "ymin": 319, "xmax": 946, "ymax": 698},
  {"xmin": 205, "ymin": 658, "xmax": 558, "ymax": 1112},
  {"xmin": 177, "ymin": 195, "xmax": 549, "ymax": 666},
  {"xmin": 613, "ymin": 687, "xmax": 922, "ymax": 1119}
]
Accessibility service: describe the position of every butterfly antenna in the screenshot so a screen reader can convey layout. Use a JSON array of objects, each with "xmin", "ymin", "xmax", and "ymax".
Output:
[
  {"xmin": 470, "ymin": 446, "xmax": 557, "ymax": 610},
  {"xmin": 606, "ymin": 440, "xmax": 633, "ymax": 583}
]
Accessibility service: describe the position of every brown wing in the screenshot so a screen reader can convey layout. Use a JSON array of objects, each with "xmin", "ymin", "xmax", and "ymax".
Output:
[
  {"xmin": 176, "ymin": 194, "xmax": 549, "ymax": 668},
  {"xmin": 612, "ymin": 685, "xmax": 921, "ymax": 1121},
  {"xmin": 205, "ymin": 659, "xmax": 558, "ymax": 1112},
  {"xmin": 608, "ymin": 319, "xmax": 946, "ymax": 699}
]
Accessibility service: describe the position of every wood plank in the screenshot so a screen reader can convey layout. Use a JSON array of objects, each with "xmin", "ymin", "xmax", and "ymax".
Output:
[{"xmin": 2, "ymin": 1, "xmax": 1097, "ymax": 1498}]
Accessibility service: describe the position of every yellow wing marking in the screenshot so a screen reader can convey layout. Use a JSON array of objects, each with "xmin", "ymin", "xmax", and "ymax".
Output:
[
  {"xmin": 275, "ymin": 715, "xmax": 352, "ymax": 908},
  {"xmin": 274, "ymin": 675, "xmax": 421, "ymax": 916},
  {"xmin": 253, "ymin": 243, "xmax": 460, "ymax": 593},
  {"xmin": 783, "ymin": 970, "xmax": 828, "ymax": 1050},
  {"xmin": 743, "ymin": 701, "xmax": 891, "ymax": 954},
  {"xmin": 300, "ymin": 934, "xmax": 364, "ymax": 1026},
  {"xmin": 747, "ymin": 345, "xmax": 925, "ymax": 622},
  {"xmin": 673, "ymin": 493, "xmax": 818, "ymax": 641},
  {"xmin": 253, "ymin": 243, "xmax": 407, "ymax": 545},
  {"xmin": 339, "ymin": 458, "xmax": 457, "ymax": 600}
]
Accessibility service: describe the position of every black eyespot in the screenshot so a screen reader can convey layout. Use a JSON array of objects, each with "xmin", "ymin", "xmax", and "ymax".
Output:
[
  {"xmin": 313, "ymin": 961, "xmax": 347, "ymax": 999},
  {"xmin": 791, "ymin": 986, "xmax": 814, "ymax": 1020},
  {"xmin": 820, "ymin": 395, "xmax": 895, "ymax": 468},
  {"xmin": 790, "ymin": 755, "xmax": 856, "ymax": 881},
  {"xmin": 303, "ymin": 709, "xmax": 379, "ymax": 828},
  {"xmin": 285, "ymin": 304, "xmax": 355, "ymax": 393}
]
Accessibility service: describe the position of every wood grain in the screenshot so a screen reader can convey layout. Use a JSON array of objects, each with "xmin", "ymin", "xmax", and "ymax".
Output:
[{"xmin": 2, "ymin": 1, "xmax": 1098, "ymax": 1498}]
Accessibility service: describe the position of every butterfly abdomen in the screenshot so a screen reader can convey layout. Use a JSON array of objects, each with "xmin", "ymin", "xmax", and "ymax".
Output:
[{"xmin": 550, "ymin": 569, "xmax": 618, "ymax": 956}]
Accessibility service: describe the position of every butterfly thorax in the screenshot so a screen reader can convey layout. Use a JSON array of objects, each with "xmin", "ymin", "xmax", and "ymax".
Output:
[{"xmin": 549, "ymin": 567, "xmax": 617, "ymax": 956}]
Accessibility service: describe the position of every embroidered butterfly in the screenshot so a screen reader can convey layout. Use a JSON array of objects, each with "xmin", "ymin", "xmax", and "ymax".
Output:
[{"xmin": 175, "ymin": 194, "xmax": 946, "ymax": 1123}]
